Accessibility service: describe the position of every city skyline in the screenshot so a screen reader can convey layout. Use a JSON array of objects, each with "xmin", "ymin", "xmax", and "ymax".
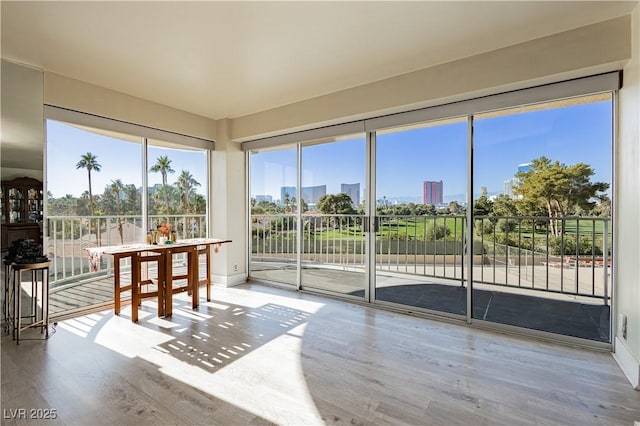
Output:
[{"xmin": 251, "ymin": 99, "xmax": 612, "ymax": 205}]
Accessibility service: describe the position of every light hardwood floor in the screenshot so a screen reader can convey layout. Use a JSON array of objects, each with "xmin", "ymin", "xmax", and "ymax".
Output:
[{"xmin": 1, "ymin": 282, "xmax": 638, "ymax": 425}]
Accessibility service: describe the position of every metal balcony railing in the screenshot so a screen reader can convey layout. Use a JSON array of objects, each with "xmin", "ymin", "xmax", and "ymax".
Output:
[
  {"xmin": 251, "ymin": 213, "xmax": 612, "ymax": 303},
  {"xmin": 46, "ymin": 214, "xmax": 207, "ymax": 286}
]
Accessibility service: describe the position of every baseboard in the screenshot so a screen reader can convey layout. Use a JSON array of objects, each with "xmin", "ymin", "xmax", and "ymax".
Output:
[
  {"xmin": 211, "ymin": 272, "xmax": 247, "ymax": 287},
  {"xmin": 613, "ymin": 336, "xmax": 640, "ymax": 389}
]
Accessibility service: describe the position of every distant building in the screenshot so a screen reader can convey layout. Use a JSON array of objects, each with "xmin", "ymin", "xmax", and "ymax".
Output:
[
  {"xmin": 504, "ymin": 179, "xmax": 515, "ymax": 197},
  {"xmin": 255, "ymin": 195, "xmax": 273, "ymax": 203},
  {"xmin": 518, "ymin": 163, "xmax": 532, "ymax": 173},
  {"xmin": 341, "ymin": 183, "xmax": 360, "ymax": 207},
  {"xmin": 301, "ymin": 185, "xmax": 327, "ymax": 205},
  {"xmin": 504, "ymin": 163, "xmax": 531, "ymax": 198},
  {"xmin": 423, "ymin": 180, "xmax": 443, "ymax": 205}
]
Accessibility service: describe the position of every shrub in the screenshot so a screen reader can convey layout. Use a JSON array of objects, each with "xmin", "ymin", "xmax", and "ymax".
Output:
[{"xmin": 425, "ymin": 223, "xmax": 450, "ymax": 240}]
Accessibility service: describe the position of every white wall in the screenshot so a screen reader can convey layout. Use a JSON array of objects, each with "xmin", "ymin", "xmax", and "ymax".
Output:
[
  {"xmin": 44, "ymin": 72, "xmax": 216, "ymax": 142},
  {"xmin": 614, "ymin": 3, "xmax": 640, "ymax": 390},
  {"xmin": 0, "ymin": 60, "xmax": 44, "ymax": 180},
  {"xmin": 211, "ymin": 119, "xmax": 247, "ymax": 285}
]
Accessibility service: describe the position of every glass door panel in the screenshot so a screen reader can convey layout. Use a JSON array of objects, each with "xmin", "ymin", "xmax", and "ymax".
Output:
[
  {"xmin": 375, "ymin": 118, "xmax": 468, "ymax": 316},
  {"xmin": 46, "ymin": 120, "xmax": 143, "ymax": 315},
  {"xmin": 472, "ymin": 94, "xmax": 613, "ymax": 342},
  {"xmin": 147, "ymin": 140, "xmax": 208, "ymax": 240},
  {"xmin": 249, "ymin": 147, "xmax": 298, "ymax": 286},
  {"xmin": 300, "ymin": 135, "xmax": 366, "ymax": 296}
]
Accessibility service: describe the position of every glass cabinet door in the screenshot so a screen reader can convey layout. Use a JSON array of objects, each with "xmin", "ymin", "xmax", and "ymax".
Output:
[
  {"xmin": 0, "ymin": 187, "xmax": 5, "ymax": 224},
  {"xmin": 27, "ymin": 188, "xmax": 43, "ymax": 222},
  {"xmin": 8, "ymin": 187, "xmax": 24, "ymax": 223}
]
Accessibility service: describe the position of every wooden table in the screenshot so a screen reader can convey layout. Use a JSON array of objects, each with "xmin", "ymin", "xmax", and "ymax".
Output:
[{"xmin": 85, "ymin": 238, "xmax": 231, "ymax": 322}]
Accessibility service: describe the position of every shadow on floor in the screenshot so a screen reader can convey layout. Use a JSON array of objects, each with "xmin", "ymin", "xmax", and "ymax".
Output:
[{"xmin": 351, "ymin": 284, "xmax": 610, "ymax": 342}]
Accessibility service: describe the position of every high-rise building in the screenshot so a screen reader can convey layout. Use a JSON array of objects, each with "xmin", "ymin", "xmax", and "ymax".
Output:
[
  {"xmin": 518, "ymin": 163, "xmax": 532, "ymax": 173},
  {"xmin": 423, "ymin": 180, "xmax": 444, "ymax": 205},
  {"xmin": 341, "ymin": 183, "xmax": 360, "ymax": 207},
  {"xmin": 301, "ymin": 185, "xmax": 327, "ymax": 205},
  {"xmin": 504, "ymin": 163, "xmax": 532, "ymax": 198},
  {"xmin": 504, "ymin": 179, "xmax": 515, "ymax": 197}
]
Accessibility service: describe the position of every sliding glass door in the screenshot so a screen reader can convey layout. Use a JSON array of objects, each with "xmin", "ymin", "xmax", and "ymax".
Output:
[
  {"xmin": 472, "ymin": 94, "xmax": 613, "ymax": 342},
  {"xmin": 247, "ymin": 80, "xmax": 615, "ymax": 344},
  {"xmin": 374, "ymin": 119, "xmax": 468, "ymax": 316},
  {"xmin": 249, "ymin": 147, "xmax": 298, "ymax": 286},
  {"xmin": 46, "ymin": 120, "xmax": 143, "ymax": 315},
  {"xmin": 300, "ymin": 135, "xmax": 366, "ymax": 296}
]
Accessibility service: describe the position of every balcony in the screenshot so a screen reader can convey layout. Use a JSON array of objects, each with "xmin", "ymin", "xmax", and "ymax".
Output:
[
  {"xmin": 44, "ymin": 214, "xmax": 207, "ymax": 317},
  {"xmin": 42, "ymin": 213, "xmax": 611, "ymax": 343},
  {"xmin": 251, "ymin": 213, "xmax": 612, "ymax": 343}
]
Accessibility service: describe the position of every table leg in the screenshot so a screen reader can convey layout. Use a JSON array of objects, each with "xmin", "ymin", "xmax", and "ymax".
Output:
[
  {"xmin": 190, "ymin": 248, "xmax": 199, "ymax": 309},
  {"xmin": 165, "ymin": 250, "xmax": 173, "ymax": 317},
  {"xmin": 157, "ymin": 252, "xmax": 166, "ymax": 317},
  {"xmin": 131, "ymin": 253, "xmax": 139, "ymax": 323},
  {"xmin": 204, "ymin": 245, "xmax": 212, "ymax": 302},
  {"xmin": 44, "ymin": 267, "xmax": 49, "ymax": 338},
  {"xmin": 114, "ymin": 255, "xmax": 121, "ymax": 315},
  {"xmin": 12, "ymin": 269, "xmax": 22, "ymax": 344}
]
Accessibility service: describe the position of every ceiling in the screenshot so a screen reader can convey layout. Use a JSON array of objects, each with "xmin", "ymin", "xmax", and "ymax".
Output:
[{"xmin": 1, "ymin": 1, "xmax": 637, "ymax": 121}]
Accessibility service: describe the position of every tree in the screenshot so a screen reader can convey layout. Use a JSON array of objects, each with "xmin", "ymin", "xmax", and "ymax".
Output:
[
  {"xmin": 474, "ymin": 195, "xmax": 494, "ymax": 235},
  {"xmin": 176, "ymin": 170, "xmax": 201, "ymax": 213},
  {"xmin": 109, "ymin": 179, "xmax": 125, "ymax": 243},
  {"xmin": 514, "ymin": 156, "xmax": 609, "ymax": 236},
  {"xmin": 317, "ymin": 193, "xmax": 357, "ymax": 215},
  {"xmin": 152, "ymin": 185, "xmax": 175, "ymax": 216},
  {"xmin": 76, "ymin": 152, "xmax": 101, "ymax": 215},
  {"xmin": 448, "ymin": 201, "xmax": 461, "ymax": 214},
  {"xmin": 473, "ymin": 195, "xmax": 493, "ymax": 217},
  {"xmin": 122, "ymin": 184, "xmax": 141, "ymax": 215},
  {"xmin": 150, "ymin": 156, "xmax": 175, "ymax": 215},
  {"xmin": 283, "ymin": 192, "xmax": 291, "ymax": 213},
  {"xmin": 317, "ymin": 193, "xmax": 357, "ymax": 229}
]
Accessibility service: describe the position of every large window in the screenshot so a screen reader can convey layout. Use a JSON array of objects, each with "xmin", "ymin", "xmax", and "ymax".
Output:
[
  {"xmin": 375, "ymin": 118, "xmax": 467, "ymax": 316},
  {"xmin": 245, "ymin": 74, "xmax": 616, "ymax": 345},
  {"xmin": 249, "ymin": 147, "xmax": 298, "ymax": 285},
  {"xmin": 45, "ymin": 119, "xmax": 210, "ymax": 316},
  {"xmin": 472, "ymin": 94, "xmax": 613, "ymax": 341}
]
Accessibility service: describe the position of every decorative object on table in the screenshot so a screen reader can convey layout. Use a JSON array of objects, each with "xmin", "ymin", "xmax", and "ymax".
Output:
[
  {"xmin": 3, "ymin": 238, "xmax": 48, "ymax": 264},
  {"xmin": 158, "ymin": 222, "xmax": 172, "ymax": 236},
  {"xmin": 155, "ymin": 222, "xmax": 172, "ymax": 244}
]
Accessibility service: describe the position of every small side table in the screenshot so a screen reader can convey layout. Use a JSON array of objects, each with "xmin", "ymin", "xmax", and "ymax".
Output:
[{"xmin": 10, "ymin": 260, "xmax": 51, "ymax": 344}]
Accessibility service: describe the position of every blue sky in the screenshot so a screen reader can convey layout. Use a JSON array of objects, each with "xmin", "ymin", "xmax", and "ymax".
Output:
[
  {"xmin": 46, "ymin": 120, "xmax": 207, "ymax": 198},
  {"xmin": 47, "ymin": 99, "xmax": 612, "ymax": 204},
  {"xmin": 251, "ymin": 99, "xmax": 612, "ymax": 204}
]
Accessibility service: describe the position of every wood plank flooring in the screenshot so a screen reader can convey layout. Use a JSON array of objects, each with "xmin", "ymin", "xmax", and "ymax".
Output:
[{"xmin": 1, "ymin": 282, "xmax": 638, "ymax": 425}]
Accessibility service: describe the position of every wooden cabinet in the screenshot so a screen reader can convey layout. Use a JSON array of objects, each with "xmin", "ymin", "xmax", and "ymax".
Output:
[{"xmin": 1, "ymin": 177, "xmax": 43, "ymax": 250}]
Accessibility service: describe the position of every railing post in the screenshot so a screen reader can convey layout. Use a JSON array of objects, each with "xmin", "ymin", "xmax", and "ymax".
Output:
[{"xmin": 603, "ymin": 220, "xmax": 609, "ymax": 306}]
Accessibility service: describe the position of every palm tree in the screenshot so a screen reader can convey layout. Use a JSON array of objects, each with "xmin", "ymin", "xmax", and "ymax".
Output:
[
  {"xmin": 150, "ymin": 156, "xmax": 175, "ymax": 215},
  {"xmin": 109, "ymin": 179, "xmax": 125, "ymax": 243},
  {"xmin": 176, "ymin": 170, "xmax": 200, "ymax": 213},
  {"xmin": 76, "ymin": 152, "xmax": 101, "ymax": 215},
  {"xmin": 76, "ymin": 152, "xmax": 102, "ymax": 244}
]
